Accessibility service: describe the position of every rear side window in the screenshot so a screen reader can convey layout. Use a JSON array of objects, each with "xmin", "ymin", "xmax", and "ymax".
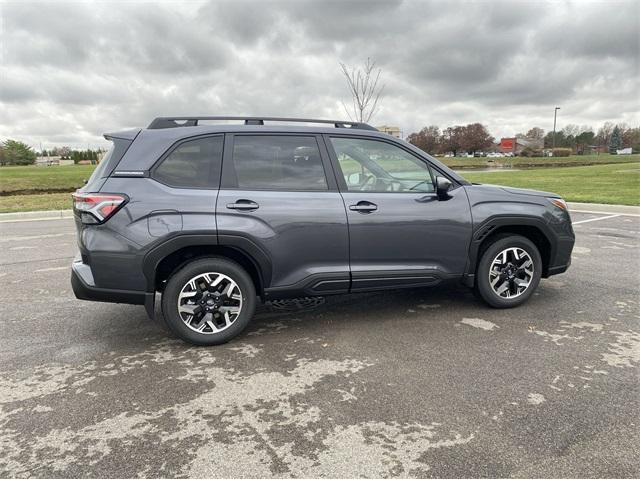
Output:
[
  {"xmin": 153, "ymin": 136, "xmax": 223, "ymax": 188},
  {"xmin": 228, "ymin": 135, "xmax": 327, "ymax": 190}
]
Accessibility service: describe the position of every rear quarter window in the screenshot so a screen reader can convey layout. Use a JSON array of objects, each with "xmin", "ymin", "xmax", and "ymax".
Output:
[{"xmin": 152, "ymin": 136, "xmax": 223, "ymax": 189}]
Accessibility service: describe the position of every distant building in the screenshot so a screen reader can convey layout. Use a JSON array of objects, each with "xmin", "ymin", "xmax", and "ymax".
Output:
[
  {"xmin": 35, "ymin": 156, "xmax": 73, "ymax": 166},
  {"xmin": 500, "ymin": 137, "xmax": 543, "ymax": 154},
  {"xmin": 376, "ymin": 125, "xmax": 402, "ymax": 139}
]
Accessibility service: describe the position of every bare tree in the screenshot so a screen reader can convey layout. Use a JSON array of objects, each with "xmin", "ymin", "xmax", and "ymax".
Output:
[
  {"xmin": 339, "ymin": 58, "xmax": 385, "ymax": 123},
  {"xmin": 407, "ymin": 126, "xmax": 440, "ymax": 154}
]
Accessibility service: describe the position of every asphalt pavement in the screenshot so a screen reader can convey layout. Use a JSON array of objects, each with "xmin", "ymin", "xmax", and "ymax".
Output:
[{"xmin": 0, "ymin": 212, "xmax": 638, "ymax": 478}]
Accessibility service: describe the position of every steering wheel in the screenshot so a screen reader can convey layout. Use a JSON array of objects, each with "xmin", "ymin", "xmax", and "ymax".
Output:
[{"xmin": 360, "ymin": 174, "xmax": 377, "ymax": 190}]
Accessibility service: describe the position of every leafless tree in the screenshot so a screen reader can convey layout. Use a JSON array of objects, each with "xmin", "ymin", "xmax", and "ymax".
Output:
[{"xmin": 339, "ymin": 58, "xmax": 385, "ymax": 123}]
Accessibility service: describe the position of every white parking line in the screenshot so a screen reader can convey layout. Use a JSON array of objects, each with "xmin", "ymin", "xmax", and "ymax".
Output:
[
  {"xmin": 570, "ymin": 209, "xmax": 640, "ymax": 217},
  {"xmin": 572, "ymin": 214, "xmax": 621, "ymax": 225},
  {"xmin": 34, "ymin": 266, "xmax": 68, "ymax": 273},
  {"xmin": 0, "ymin": 233, "xmax": 72, "ymax": 243}
]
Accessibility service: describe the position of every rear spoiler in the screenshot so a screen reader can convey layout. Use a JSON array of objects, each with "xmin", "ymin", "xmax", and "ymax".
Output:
[{"xmin": 103, "ymin": 129, "xmax": 141, "ymax": 141}]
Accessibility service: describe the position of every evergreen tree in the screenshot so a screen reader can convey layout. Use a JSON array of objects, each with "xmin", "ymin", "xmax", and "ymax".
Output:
[
  {"xmin": 1, "ymin": 140, "xmax": 37, "ymax": 165},
  {"xmin": 609, "ymin": 126, "xmax": 622, "ymax": 153}
]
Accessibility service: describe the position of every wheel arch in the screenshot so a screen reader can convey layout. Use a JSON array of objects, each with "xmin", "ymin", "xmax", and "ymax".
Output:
[
  {"xmin": 142, "ymin": 234, "xmax": 271, "ymax": 297},
  {"xmin": 465, "ymin": 216, "xmax": 555, "ymax": 284}
]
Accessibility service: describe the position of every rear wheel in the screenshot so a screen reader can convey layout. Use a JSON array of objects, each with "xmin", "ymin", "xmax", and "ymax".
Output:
[
  {"xmin": 161, "ymin": 257, "xmax": 256, "ymax": 345},
  {"xmin": 475, "ymin": 235, "xmax": 542, "ymax": 308}
]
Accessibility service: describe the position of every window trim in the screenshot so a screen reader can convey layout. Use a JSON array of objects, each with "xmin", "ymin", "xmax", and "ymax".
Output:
[
  {"xmin": 324, "ymin": 134, "xmax": 448, "ymax": 194},
  {"xmin": 149, "ymin": 134, "xmax": 224, "ymax": 190},
  {"xmin": 220, "ymin": 133, "xmax": 337, "ymax": 192}
]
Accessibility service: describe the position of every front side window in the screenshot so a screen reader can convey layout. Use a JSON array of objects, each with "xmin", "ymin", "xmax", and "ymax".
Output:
[
  {"xmin": 153, "ymin": 136, "xmax": 223, "ymax": 188},
  {"xmin": 230, "ymin": 136, "xmax": 327, "ymax": 190},
  {"xmin": 331, "ymin": 137, "xmax": 435, "ymax": 193}
]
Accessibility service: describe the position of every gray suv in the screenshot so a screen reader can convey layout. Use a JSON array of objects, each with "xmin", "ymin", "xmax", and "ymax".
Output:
[{"xmin": 71, "ymin": 117, "xmax": 574, "ymax": 345}]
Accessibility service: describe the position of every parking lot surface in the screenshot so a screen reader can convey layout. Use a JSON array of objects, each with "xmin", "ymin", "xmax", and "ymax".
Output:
[{"xmin": 1, "ymin": 212, "xmax": 638, "ymax": 478}]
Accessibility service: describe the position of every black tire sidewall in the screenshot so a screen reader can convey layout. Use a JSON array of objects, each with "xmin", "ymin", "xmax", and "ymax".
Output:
[
  {"xmin": 161, "ymin": 257, "xmax": 256, "ymax": 345},
  {"xmin": 476, "ymin": 235, "xmax": 542, "ymax": 308}
]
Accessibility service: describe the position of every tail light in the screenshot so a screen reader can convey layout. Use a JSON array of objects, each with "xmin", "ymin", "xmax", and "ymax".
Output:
[{"xmin": 72, "ymin": 192, "xmax": 128, "ymax": 224}]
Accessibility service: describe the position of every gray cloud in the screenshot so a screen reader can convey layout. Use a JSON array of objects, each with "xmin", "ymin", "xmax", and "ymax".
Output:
[{"xmin": 0, "ymin": 0, "xmax": 638, "ymax": 149}]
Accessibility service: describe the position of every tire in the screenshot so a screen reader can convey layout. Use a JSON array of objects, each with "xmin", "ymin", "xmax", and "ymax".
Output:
[
  {"xmin": 161, "ymin": 257, "xmax": 256, "ymax": 346},
  {"xmin": 475, "ymin": 235, "xmax": 542, "ymax": 309}
]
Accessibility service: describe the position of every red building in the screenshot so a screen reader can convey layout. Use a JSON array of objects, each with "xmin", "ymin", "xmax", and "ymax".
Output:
[{"xmin": 500, "ymin": 137, "xmax": 544, "ymax": 154}]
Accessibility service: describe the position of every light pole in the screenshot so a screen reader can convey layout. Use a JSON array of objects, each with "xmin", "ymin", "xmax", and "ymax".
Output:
[{"xmin": 552, "ymin": 107, "xmax": 560, "ymax": 150}]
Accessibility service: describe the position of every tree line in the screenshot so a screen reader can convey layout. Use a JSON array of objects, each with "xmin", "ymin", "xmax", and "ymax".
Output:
[
  {"xmin": 407, "ymin": 122, "xmax": 640, "ymax": 155},
  {"xmin": 407, "ymin": 123, "xmax": 495, "ymax": 156},
  {"xmin": 0, "ymin": 140, "xmax": 103, "ymax": 166},
  {"xmin": 542, "ymin": 123, "xmax": 639, "ymax": 154}
]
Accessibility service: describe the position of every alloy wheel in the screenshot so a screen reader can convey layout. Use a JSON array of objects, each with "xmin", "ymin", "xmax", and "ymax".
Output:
[
  {"xmin": 488, "ymin": 247, "xmax": 534, "ymax": 299},
  {"xmin": 177, "ymin": 272, "xmax": 243, "ymax": 334}
]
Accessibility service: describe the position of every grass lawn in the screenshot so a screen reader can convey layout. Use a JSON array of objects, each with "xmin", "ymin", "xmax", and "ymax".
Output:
[
  {"xmin": 461, "ymin": 162, "xmax": 640, "ymax": 206},
  {"xmin": 441, "ymin": 153, "xmax": 640, "ymax": 169},
  {"xmin": 0, "ymin": 192, "xmax": 73, "ymax": 213},
  {"xmin": 0, "ymin": 159, "xmax": 638, "ymax": 212},
  {"xmin": 0, "ymin": 164, "xmax": 96, "ymax": 194}
]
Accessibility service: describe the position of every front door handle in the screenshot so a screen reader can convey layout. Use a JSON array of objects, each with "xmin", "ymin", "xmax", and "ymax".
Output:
[
  {"xmin": 349, "ymin": 201, "xmax": 378, "ymax": 213},
  {"xmin": 226, "ymin": 199, "xmax": 259, "ymax": 211}
]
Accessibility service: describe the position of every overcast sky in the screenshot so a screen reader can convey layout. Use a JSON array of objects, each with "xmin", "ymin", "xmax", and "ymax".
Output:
[{"xmin": 1, "ymin": 0, "xmax": 638, "ymax": 149}]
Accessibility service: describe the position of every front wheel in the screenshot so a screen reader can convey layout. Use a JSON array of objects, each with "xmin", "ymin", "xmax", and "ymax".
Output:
[
  {"xmin": 475, "ymin": 235, "xmax": 542, "ymax": 308},
  {"xmin": 161, "ymin": 257, "xmax": 256, "ymax": 345}
]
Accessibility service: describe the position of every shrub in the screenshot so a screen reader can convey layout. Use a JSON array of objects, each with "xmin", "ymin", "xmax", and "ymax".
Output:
[
  {"xmin": 552, "ymin": 148, "xmax": 572, "ymax": 157},
  {"xmin": 520, "ymin": 147, "xmax": 544, "ymax": 157}
]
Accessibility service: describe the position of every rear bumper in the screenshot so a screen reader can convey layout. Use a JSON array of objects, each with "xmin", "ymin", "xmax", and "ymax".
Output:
[{"xmin": 71, "ymin": 259, "xmax": 150, "ymax": 306}]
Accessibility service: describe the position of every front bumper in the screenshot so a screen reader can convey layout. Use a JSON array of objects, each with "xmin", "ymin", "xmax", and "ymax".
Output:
[{"xmin": 545, "ymin": 235, "xmax": 574, "ymax": 277}]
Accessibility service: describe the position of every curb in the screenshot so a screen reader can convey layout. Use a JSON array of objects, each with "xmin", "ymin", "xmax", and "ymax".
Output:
[
  {"xmin": 0, "ymin": 209, "xmax": 73, "ymax": 223},
  {"xmin": 567, "ymin": 202, "xmax": 640, "ymax": 217}
]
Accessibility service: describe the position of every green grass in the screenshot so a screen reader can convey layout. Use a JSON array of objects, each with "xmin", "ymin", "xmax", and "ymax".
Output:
[
  {"xmin": 0, "ymin": 164, "xmax": 96, "ymax": 194},
  {"xmin": 1, "ymin": 159, "xmax": 638, "ymax": 212},
  {"xmin": 441, "ymin": 153, "xmax": 640, "ymax": 169},
  {"xmin": 461, "ymin": 162, "xmax": 640, "ymax": 206},
  {"xmin": 0, "ymin": 192, "xmax": 73, "ymax": 213}
]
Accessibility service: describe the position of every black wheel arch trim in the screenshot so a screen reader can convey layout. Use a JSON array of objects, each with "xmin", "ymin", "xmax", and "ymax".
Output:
[
  {"xmin": 142, "ymin": 233, "xmax": 273, "ymax": 295},
  {"xmin": 464, "ymin": 215, "xmax": 557, "ymax": 282}
]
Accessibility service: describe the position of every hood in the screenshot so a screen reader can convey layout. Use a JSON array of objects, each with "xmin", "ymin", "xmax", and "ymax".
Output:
[
  {"xmin": 467, "ymin": 183, "xmax": 560, "ymax": 199},
  {"xmin": 499, "ymin": 185, "xmax": 560, "ymax": 198}
]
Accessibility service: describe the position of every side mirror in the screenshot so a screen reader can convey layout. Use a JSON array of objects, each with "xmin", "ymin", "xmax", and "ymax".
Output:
[{"xmin": 435, "ymin": 176, "xmax": 452, "ymax": 200}]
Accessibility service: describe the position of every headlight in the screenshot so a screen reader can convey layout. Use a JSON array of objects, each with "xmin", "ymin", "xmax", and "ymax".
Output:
[{"xmin": 547, "ymin": 197, "xmax": 568, "ymax": 211}]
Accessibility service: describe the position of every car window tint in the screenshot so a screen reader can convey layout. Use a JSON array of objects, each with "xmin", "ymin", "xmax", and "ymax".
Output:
[
  {"xmin": 331, "ymin": 137, "xmax": 435, "ymax": 193},
  {"xmin": 154, "ymin": 136, "xmax": 223, "ymax": 188},
  {"xmin": 231, "ymin": 136, "xmax": 327, "ymax": 190}
]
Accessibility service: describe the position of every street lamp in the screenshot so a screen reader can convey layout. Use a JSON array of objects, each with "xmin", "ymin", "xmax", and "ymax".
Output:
[{"xmin": 552, "ymin": 107, "xmax": 561, "ymax": 150}]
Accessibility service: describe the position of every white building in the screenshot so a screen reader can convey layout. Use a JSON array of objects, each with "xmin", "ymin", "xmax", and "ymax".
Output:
[{"xmin": 376, "ymin": 125, "xmax": 402, "ymax": 139}]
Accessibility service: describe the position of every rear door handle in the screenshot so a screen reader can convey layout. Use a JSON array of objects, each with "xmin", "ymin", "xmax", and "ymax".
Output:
[
  {"xmin": 349, "ymin": 201, "xmax": 377, "ymax": 213},
  {"xmin": 226, "ymin": 200, "xmax": 259, "ymax": 211}
]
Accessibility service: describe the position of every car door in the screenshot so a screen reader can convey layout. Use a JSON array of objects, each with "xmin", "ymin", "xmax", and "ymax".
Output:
[
  {"xmin": 216, "ymin": 133, "xmax": 350, "ymax": 298},
  {"xmin": 325, "ymin": 135, "xmax": 472, "ymax": 291}
]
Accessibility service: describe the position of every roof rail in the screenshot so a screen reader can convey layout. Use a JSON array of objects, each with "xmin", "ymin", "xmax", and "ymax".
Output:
[{"xmin": 147, "ymin": 116, "xmax": 378, "ymax": 131}]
